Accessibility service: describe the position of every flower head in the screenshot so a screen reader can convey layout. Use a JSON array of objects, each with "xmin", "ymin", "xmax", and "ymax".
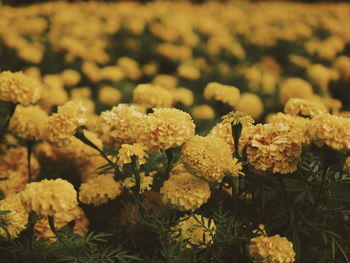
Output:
[
  {"xmin": 9, "ymin": 105, "xmax": 49, "ymax": 140},
  {"xmin": 20, "ymin": 179, "xmax": 78, "ymax": 216},
  {"xmin": 279, "ymin": 78, "xmax": 313, "ymax": 104},
  {"xmin": 98, "ymin": 86, "xmax": 121, "ymax": 106},
  {"xmin": 138, "ymin": 108, "xmax": 195, "ymax": 152},
  {"xmin": 181, "ymin": 136, "xmax": 242, "ymax": 182},
  {"xmin": 79, "ymin": 175, "xmax": 121, "ymax": 206},
  {"xmin": 160, "ymin": 164, "xmax": 211, "ymax": 211},
  {"xmin": 222, "ymin": 111, "xmax": 255, "ymax": 126},
  {"xmin": 204, "ymin": 82, "xmax": 240, "ymax": 107},
  {"xmin": 117, "ymin": 143, "xmax": 148, "ymax": 170},
  {"xmin": 284, "ymin": 98, "xmax": 327, "ymax": 118},
  {"xmin": 0, "ymin": 71, "xmax": 42, "ymax": 105},
  {"xmin": 235, "ymin": 93, "xmax": 264, "ymax": 120},
  {"xmin": 122, "ymin": 173, "xmax": 153, "ymax": 194},
  {"xmin": 133, "ymin": 84, "xmax": 172, "ymax": 108},
  {"xmin": 247, "ymin": 234, "xmax": 295, "ymax": 263},
  {"xmin": 191, "ymin": 105, "xmax": 215, "ymax": 120}
]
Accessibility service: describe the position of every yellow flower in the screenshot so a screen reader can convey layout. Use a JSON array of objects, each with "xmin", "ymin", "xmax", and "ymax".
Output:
[
  {"xmin": 284, "ymin": 98, "xmax": 327, "ymax": 118},
  {"xmin": 247, "ymin": 234, "xmax": 295, "ymax": 263},
  {"xmin": 9, "ymin": 105, "xmax": 49, "ymax": 140},
  {"xmin": 138, "ymin": 108, "xmax": 195, "ymax": 152},
  {"xmin": 152, "ymin": 74, "xmax": 177, "ymax": 90},
  {"xmin": 95, "ymin": 104, "xmax": 145, "ymax": 147},
  {"xmin": 177, "ymin": 64, "xmax": 200, "ymax": 80},
  {"xmin": 117, "ymin": 57, "xmax": 142, "ymax": 80},
  {"xmin": 181, "ymin": 136, "xmax": 242, "ymax": 182},
  {"xmin": 133, "ymin": 84, "xmax": 173, "ymax": 108},
  {"xmin": 222, "ymin": 111, "xmax": 255, "ymax": 127},
  {"xmin": 171, "ymin": 88, "xmax": 194, "ymax": 107},
  {"xmin": 60, "ymin": 69, "xmax": 81, "ymax": 86},
  {"xmin": 172, "ymin": 214, "xmax": 216, "ymax": 249},
  {"xmin": 70, "ymin": 87, "xmax": 91, "ymax": 99},
  {"xmin": 0, "ymin": 146, "xmax": 39, "ymax": 196},
  {"xmin": 0, "ymin": 194, "xmax": 27, "ymax": 240},
  {"xmin": 243, "ymin": 123, "xmax": 303, "ymax": 174},
  {"xmin": 20, "ymin": 178, "xmax": 78, "ymax": 216},
  {"xmin": 0, "ymin": 71, "xmax": 42, "ymax": 105},
  {"xmin": 191, "ymin": 105, "xmax": 215, "ymax": 120},
  {"xmin": 98, "ymin": 86, "xmax": 121, "ymax": 106},
  {"xmin": 235, "ymin": 93, "xmax": 264, "ymax": 120},
  {"xmin": 117, "ymin": 143, "xmax": 148, "ymax": 169},
  {"xmin": 79, "ymin": 175, "xmax": 121, "ymax": 206},
  {"xmin": 333, "ymin": 56, "xmax": 350, "ymax": 80},
  {"xmin": 122, "ymin": 173, "xmax": 153, "ymax": 194},
  {"xmin": 267, "ymin": 113, "xmax": 311, "ymax": 144},
  {"xmin": 45, "ymin": 100, "xmax": 87, "ymax": 147},
  {"xmin": 279, "ymin": 78, "xmax": 313, "ymax": 105},
  {"xmin": 307, "ymin": 113, "xmax": 350, "ymax": 152},
  {"xmin": 204, "ymin": 82, "xmax": 240, "ymax": 107},
  {"xmin": 160, "ymin": 164, "xmax": 211, "ymax": 211}
]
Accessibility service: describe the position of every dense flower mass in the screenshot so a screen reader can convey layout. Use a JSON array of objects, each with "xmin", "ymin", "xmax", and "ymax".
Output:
[
  {"xmin": 0, "ymin": 71, "xmax": 42, "ymax": 105},
  {"xmin": 79, "ymin": 175, "xmax": 121, "ymax": 206},
  {"xmin": 20, "ymin": 179, "xmax": 78, "ymax": 216},
  {"xmin": 160, "ymin": 164, "xmax": 211, "ymax": 211},
  {"xmin": 248, "ymin": 234, "xmax": 296, "ymax": 263},
  {"xmin": 172, "ymin": 215, "xmax": 216, "ymax": 249}
]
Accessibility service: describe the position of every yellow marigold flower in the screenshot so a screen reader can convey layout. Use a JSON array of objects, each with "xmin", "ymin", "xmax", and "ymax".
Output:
[
  {"xmin": 24, "ymin": 66, "xmax": 41, "ymax": 80},
  {"xmin": 177, "ymin": 64, "xmax": 200, "ymax": 80},
  {"xmin": 61, "ymin": 69, "xmax": 81, "ymax": 86},
  {"xmin": 117, "ymin": 143, "xmax": 148, "ymax": 169},
  {"xmin": 191, "ymin": 105, "xmax": 215, "ymax": 120},
  {"xmin": 0, "ymin": 146, "xmax": 39, "ymax": 196},
  {"xmin": 40, "ymin": 84, "xmax": 69, "ymax": 111},
  {"xmin": 307, "ymin": 64, "xmax": 339, "ymax": 92},
  {"xmin": 133, "ymin": 84, "xmax": 173, "ymax": 108},
  {"xmin": 71, "ymin": 87, "xmax": 91, "ymax": 99},
  {"xmin": 117, "ymin": 57, "xmax": 142, "ymax": 80},
  {"xmin": 235, "ymin": 93, "xmax": 264, "ymax": 120},
  {"xmin": 95, "ymin": 104, "xmax": 145, "ymax": 147},
  {"xmin": 79, "ymin": 175, "xmax": 121, "ymax": 206},
  {"xmin": 138, "ymin": 108, "xmax": 195, "ymax": 152},
  {"xmin": 243, "ymin": 123, "xmax": 302, "ymax": 174},
  {"xmin": 152, "ymin": 74, "xmax": 177, "ymax": 90},
  {"xmin": 307, "ymin": 113, "xmax": 350, "ymax": 152},
  {"xmin": 9, "ymin": 105, "xmax": 49, "ymax": 140},
  {"xmin": 45, "ymin": 100, "xmax": 87, "ymax": 147},
  {"xmin": 171, "ymin": 88, "xmax": 194, "ymax": 107},
  {"xmin": 0, "ymin": 195, "xmax": 27, "ymax": 240},
  {"xmin": 98, "ymin": 86, "xmax": 121, "ymax": 106},
  {"xmin": 100, "ymin": 65, "xmax": 124, "ymax": 82},
  {"xmin": 284, "ymin": 98, "xmax": 327, "ymax": 118},
  {"xmin": 248, "ymin": 234, "xmax": 295, "ymax": 263},
  {"xmin": 0, "ymin": 71, "xmax": 42, "ymax": 105},
  {"xmin": 122, "ymin": 173, "xmax": 153, "ymax": 194},
  {"xmin": 160, "ymin": 164, "xmax": 211, "ymax": 211},
  {"xmin": 204, "ymin": 82, "xmax": 240, "ymax": 107},
  {"xmin": 181, "ymin": 136, "xmax": 242, "ymax": 182},
  {"xmin": 279, "ymin": 78, "xmax": 313, "ymax": 105},
  {"xmin": 222, "ymin": 111, "xmax": 255, "ymax": 127},
  {"xmin": 21, "ymin": 178, "xmax": 78, "ymax": 216},
  {"xmin": 333, "ymin": 56, "xmax": 350, "ymax": 80},
  {"xmin": 268, "ymin": 113, "xmax": 311, "ymax": 144},
  {"xmin": 172, "ymin": 215, "xmax": 216, "ymax": 249}
]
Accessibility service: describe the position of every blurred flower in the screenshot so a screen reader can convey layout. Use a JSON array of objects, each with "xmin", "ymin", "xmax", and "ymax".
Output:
[
  {"xmin": 279, "ymin": 78, "xmax": 313, "ymax": 105},
  {"xmin": 133, "ymin": 84, "xmax": 173, "ymax": 108},
  {"xmin": 235, "ymin": 93, "xmax": 264, "ymax": 120},
  {"xmin": 98, "ymin": 86, "xmax": 121, "ymax": 106},
  {"xmin": 191, "ymin": 105, "xmax": 215, "ymax": 120},
  {"xmin": 204, "ymin": 82, "xmax": 240, "ymax": 107}
]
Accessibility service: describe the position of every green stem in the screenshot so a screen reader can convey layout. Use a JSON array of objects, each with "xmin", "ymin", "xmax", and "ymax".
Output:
[
  {"xmin": 28, "ymin": 212, "xmax": 38, "ymax": 250},
  {"xmin": 131, "ymin": 156, "xmax": 141, "ymax": 196},
  {"xmin": 0, "ymin": 102, "xmax": 17, "ymax": 140},
  {"xmin": 74, "ymin": 128, "xmax": 114, "ymax": 168},
  {"xmin": 48, "ymin": 216, "xmax": 72, "ymax": 252},
  {"xmin": 164, "ymin": 148, "xmax": 174, "ymax": 180},
  {"xmin": 26, "ymin": 140, "xmax": 34, "ymax": 182}
]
